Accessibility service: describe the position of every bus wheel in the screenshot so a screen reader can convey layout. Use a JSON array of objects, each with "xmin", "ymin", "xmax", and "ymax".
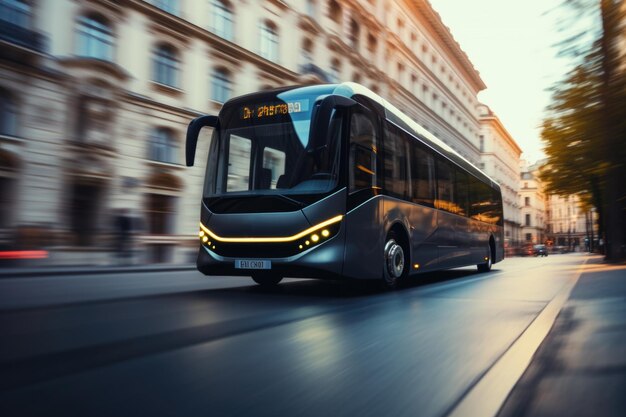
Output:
[
  {"xmin": 251, "ymin": 273, "xmax": 283, "ymax": 287},
  {"xmin": 382, "ymin": 231, "xmax": 407, "ymax": 289},
  {"xmin": 477, "ymin": 247, "xmax": 492, "ymax": 273}
]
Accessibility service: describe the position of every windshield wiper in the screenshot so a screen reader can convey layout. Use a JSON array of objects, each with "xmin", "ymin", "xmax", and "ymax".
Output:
[{"xmin": 275, "ymin": 194, "xmax": 306, "ymax": 208}]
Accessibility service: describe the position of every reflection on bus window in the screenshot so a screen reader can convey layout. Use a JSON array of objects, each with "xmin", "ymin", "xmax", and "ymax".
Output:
[
  {"xmin": 410, "ymin": 144, "xmax": 435, "ymax": 207},
  {"xmin": 226, "ymin": 135, "xmax": 251, "ymax": 192},
  {"xmin": 263, "ymin": 147, "xmax": 286, "ymax": 189},
  {"xmin": 349, "ymin": 112, "xmax": 377, "ymax": 192}
]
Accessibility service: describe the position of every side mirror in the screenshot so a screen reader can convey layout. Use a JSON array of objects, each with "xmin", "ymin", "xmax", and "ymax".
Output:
[
  {"xmin": 308, "ymin": 95, "xmax": 356, "ymax": 153},
  {"xmin": 186, "ymin": 115, "xmax": 219, "ymax": 166}
]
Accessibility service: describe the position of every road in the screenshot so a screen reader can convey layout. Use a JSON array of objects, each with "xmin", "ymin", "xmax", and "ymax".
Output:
[{"xmin": 0, "ymin": 254, "xmax": 588, "ymax": 417}]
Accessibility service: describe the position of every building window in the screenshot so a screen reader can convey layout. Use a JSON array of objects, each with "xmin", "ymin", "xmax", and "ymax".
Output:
[
  {"xmin": 211, "ymin": 68, "xmax": 231, "ymax": 103},
  {"xmin": 0, "ymin": 0, "xmax": 31, "ymax": 28},
  {"xmin": 526, "ymin": 233, "xmax": 532, "ymax": 242},
  {"xmin": 330, "ymin": 58, "xmax": 340, "ymax": 82},
  {"xmin": 153, "ymin": 44, "xmax": 179, "ymax": 87},
  {"xmin": 525, "ymin": 213, "xmax": 531, "ymax": 226},
  {"xmin": 0, "ymin": 89, "xmax": 18, "ymax": 136},
  {"xmin": 210, "ymin": 0, "xmax": 233, "ymax": 41},
  {"xmin": 306, "ymin": 0, "xmax": 316, "ymax": 17},
  {"xmin": 152, "ymin": 0, "xmax": 178, "ymax": 15},
  {"xmin": 479, "ymin": 135, "xmax": 484, "ymax": 152},
  {"xmin": 299, "ymin": 38, "xmax": 313, "ymax": 70},
  {"xmin": 397, "ymin": 63, "xmax": 404, "ymax": 83},
  {"xmin": 367, "ymin": 32, "xmax": 377, "ymax": 54},
  {"xmin": 76, "ymin": 14, "xmax": 114, "ymax": 61},
  {"xmin": 259, "ymin": 20, "xmax": 278, "ymax": 62},
  {"xmin": 149, "ymin": 128, "xmax": 177, "ymax": 164},
  {"xmin": 349, "ymin": 18, "xmax": 360, "ymax": 49},
  {"xmin": 525, "ymin": 196, "xmax": 530, "ymax": 206},
  {"xmin": 147, "ymin": 193, "xmax": 176, "ymax": 235},
  {"xmin": 328, "ymin": 0, "xmax": 342, "ymax": 25},
  {"xmin": 69, "ymin": 181, "xmax": 104, "ymax": 246}
]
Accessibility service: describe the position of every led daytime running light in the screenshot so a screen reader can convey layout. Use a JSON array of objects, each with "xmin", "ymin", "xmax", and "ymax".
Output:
[{"xmin": 199, "ymin": 215, "xmax": 343, "ymax": 243}]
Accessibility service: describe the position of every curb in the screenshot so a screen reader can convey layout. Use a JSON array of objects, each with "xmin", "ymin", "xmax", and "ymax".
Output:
[{"xmin": 0, "ymin": 264, "xmax": 197, "ymax": 279}]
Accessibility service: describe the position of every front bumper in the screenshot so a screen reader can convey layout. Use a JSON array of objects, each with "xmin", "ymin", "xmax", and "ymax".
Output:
[{"xmin": 196, "ymin": 224, "xmax": 346, "ymax": 280}]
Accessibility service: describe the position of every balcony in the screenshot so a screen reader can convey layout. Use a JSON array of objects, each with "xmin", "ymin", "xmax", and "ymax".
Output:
[{"xmin": 0, "ymin": 19, "xmax": 46, "ymax": 59}]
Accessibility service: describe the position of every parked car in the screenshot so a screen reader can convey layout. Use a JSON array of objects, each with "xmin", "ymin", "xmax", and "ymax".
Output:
[
  {"xmin": 553, "ymin": 245, "xmax": 569, "ymax": 254},
  {"xmin": 533, "ymin": 244, "xmax": 548, "ymax": 257}
]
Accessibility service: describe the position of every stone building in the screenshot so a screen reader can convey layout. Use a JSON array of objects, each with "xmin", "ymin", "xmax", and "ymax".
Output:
[
  {"xmin": 0, "ymin": 0, "xmax": 509, "ymax": 265},
  {"xmin": 477, "ymin": 103, "xmax": 522, "ymax": 254},
  {"xmin": 545, "ymin": 194, "xmax": 598, "ymax": 252},
  {"xmin": 519, "ymin": 160, "xmax": 546, "ymax": 247}
]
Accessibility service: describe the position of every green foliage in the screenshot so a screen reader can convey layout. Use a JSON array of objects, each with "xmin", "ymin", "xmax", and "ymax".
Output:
[
  {"xmin": 539, "ymin": 55, "xmax": 607, "ymax": 205},
  {"xmin": 541, "ymin": 0, "xmax": 626, "ymax": 259}
]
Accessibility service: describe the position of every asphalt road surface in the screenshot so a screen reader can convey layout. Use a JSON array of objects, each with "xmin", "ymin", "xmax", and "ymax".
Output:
[{"xmin": 0, "ymin": 254, "xmax": 588, "ymax": 417}]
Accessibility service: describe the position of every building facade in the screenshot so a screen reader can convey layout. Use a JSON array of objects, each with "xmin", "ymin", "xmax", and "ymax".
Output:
[
  {"xmin": 519, "ymin": 160, "xmax": 546, "ymax": 247},
  {"xmin": 0, "ymin": 0, "xmax": 496, "ymax": 265},
  {"xmin": 545, "ymin": 194, "xmax": 598, "ymax": 252},
  {"xmin": 477, "ymin": 103, "xmax": 522, "ymax": 254}
]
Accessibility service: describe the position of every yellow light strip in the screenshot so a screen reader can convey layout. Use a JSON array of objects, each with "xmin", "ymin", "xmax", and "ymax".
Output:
[{"xmin": 199, "ymin": 215, "xmax": 343, "ymax": 243}]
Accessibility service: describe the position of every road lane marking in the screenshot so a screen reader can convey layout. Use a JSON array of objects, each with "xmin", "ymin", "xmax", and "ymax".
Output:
[{"xmin": 445, "ymin": 256, "xmax": 590, "ymax": 417}]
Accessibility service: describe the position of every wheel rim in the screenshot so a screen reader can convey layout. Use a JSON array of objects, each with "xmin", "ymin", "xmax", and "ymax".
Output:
[{"xmin": 385, "ymin": 239, "xmax": 405, "ymax": 279}]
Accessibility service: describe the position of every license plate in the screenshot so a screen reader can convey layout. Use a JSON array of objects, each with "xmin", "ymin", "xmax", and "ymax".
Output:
[{"xmin": 235, "ymin": 259, "xmax": 271, "ymax": 270}]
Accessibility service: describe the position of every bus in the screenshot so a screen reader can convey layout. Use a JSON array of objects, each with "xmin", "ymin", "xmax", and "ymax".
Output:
[{"xmin": 186, "ymin": 83, "xmax": 503, "ymax": 289}]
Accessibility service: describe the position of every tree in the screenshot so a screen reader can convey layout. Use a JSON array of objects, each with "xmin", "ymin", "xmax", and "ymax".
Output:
[{"xmin": 540, "ymin": 0, "xmax": 626, "ymax": 260}]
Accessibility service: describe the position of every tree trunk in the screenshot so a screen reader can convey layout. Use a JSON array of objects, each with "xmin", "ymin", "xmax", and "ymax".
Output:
[{"xmin": 600, "ymin": 0, "xmax": 625, "ymax": 261}]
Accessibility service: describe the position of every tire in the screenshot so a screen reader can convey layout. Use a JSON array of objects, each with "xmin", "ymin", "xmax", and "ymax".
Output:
[
  {"xmin": 251, "ymin": 273, "xmax": 283, "ymax": 287},
  {"xmin": 382, "ymin": 230, "xmax": 408, "ymax": 290},
  {"xmin": 477, "ymin": 245, "xmax": 493, "ymax": 272}
]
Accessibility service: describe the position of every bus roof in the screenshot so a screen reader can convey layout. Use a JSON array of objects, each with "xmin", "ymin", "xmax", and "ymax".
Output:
[{"xmin": 331, "ymin": 82, "xmax": 499, "ymax": 190}]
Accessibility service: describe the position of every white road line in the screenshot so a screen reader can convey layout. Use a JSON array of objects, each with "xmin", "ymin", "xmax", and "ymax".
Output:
[{"xmin": 446, "ymin": 256, "xmax": 590, "ymax": 417}]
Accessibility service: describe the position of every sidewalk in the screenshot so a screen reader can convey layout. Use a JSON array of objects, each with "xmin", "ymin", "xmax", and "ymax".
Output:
[
  {"xmin": 498, "ymin": 257, "xmax": 626, "ymax": 417},
  {"xmin": 0, "ymin": 263, "xmax": 196, "ymax": 279}
]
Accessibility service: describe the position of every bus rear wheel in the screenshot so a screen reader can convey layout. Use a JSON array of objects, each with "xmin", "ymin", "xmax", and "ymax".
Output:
[
  {"xmin": 382, "ymin": 231, "xmax": 407, "ymax": 290},
  {"xmin": 251, "ymin": 273, "xmax": 283, "ymax": 287}
]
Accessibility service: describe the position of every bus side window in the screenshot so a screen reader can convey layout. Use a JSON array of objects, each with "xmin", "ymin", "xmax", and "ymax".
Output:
[
  {"xmin": 469, "ymin": 176, "xmax": 490, "ymax": 222},
  {"xmin": 383, "ymin": 123, "xmax": 409, "ymax": 199},
  {"xmin": 349, "ymin": 112, "xmax": 377, "ymax": 192},
  {"xmin": 410, "ymin": 144, "xmax": 435, "ymax": 207},
  {"xmin": 436, "ymin": 158, "xmax": 454, "ymax": 213},
  {"xmin": 455, "ymin": 168, "xmax": 469, "ymax": 216}
]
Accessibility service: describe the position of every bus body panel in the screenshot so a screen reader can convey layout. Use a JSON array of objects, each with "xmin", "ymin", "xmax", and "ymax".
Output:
[
  {"xmin": 301, "ymin": 189, "xmax": 347, "ymax": 231},
  {"xmin": 408, "ymin": 203, "xmax": 439, "ymax": 272},
  {"xmin": 454, "ymin": 215, "xmax": 473, "ymax": 264},
  {"xmin": 342, "ymin": 196, "xmax": 384, "ymax": 280},
  {"xmin": 205, "ymin": 210, "xmax": 311, "ymax": 239},
  {"xmin": 435, "ymin": 210, "xmax": 459, "ymax": 269}
]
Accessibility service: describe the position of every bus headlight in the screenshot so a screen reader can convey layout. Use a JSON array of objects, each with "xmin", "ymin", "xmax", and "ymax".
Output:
[
  {"xmin": 198, "ymin": 215, "xmax": 342, "ymax": 255},
  {"xmin": 297, "ymin": 222, "xmax": 341, "ymax": 251}
]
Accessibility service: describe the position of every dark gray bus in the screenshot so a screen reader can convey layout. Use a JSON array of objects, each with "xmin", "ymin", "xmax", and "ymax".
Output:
[{"xmin": 186, "ymin": 83, "xmax": 503, "ymax": 289}]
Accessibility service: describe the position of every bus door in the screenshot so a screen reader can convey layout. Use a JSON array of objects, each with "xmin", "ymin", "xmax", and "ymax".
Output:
[{"xmin": 343, "ymin": 105, "xmax": 383, "ymax": 280}]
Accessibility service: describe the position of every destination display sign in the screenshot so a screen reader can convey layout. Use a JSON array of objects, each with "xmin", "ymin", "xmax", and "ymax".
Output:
[{"xmin": 240, "ymin": 100, "xmax": 309, "ymax": 120}]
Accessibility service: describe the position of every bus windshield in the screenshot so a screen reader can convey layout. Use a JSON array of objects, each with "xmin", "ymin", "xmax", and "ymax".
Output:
[{"xmin": 204, "ymin": 86, "xmax": 343, "ymax": 199}]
